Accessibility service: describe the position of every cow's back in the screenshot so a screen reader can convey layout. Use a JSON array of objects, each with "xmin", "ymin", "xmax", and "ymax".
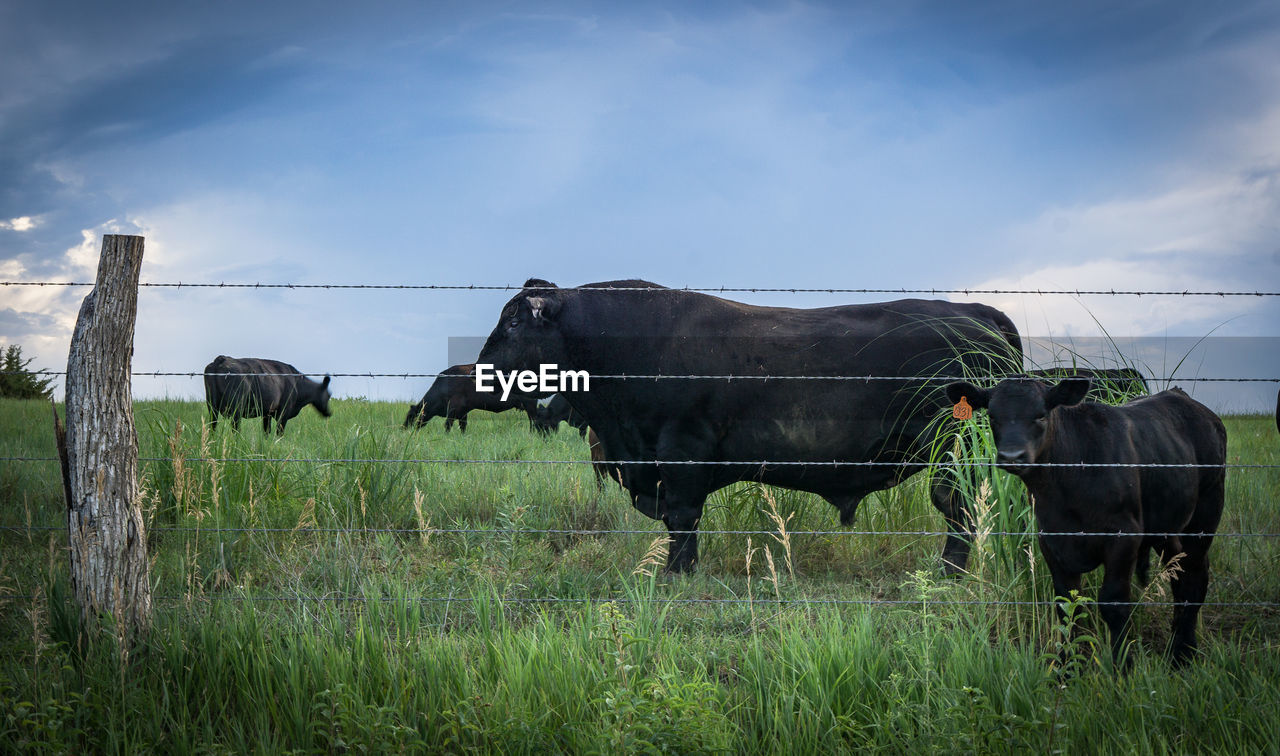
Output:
[
  {"xmin": 1116, "ymin": 389, "xmax": 1225, "ymax": 532},
  {"xmin": 252, "ymin": 358, "xmax": 304, "ymax": 412},
  {"xmin": 557, "ymin": 288, "xmax": 1022, "ymax": 496},
  {"xmin": 204, "ymin": 356, "xmax": 303, "ymax": 416}
]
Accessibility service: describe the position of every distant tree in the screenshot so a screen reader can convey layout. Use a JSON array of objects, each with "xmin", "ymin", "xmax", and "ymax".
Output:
[{"xmin": 0, "ymin": 344, "xmax": 55, "ymax": 399}]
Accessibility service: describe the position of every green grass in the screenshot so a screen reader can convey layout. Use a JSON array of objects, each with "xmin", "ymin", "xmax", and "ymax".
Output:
[{"xmin": 2, "ymin": 396, "xmax": 1278, "ymax": 753}]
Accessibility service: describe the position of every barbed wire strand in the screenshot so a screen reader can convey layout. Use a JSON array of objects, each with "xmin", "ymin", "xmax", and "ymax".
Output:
[
  {"xmin": 4, "ymin": 281, "xmax": 1280, "ymax": 296},
  {"xmin": 2, "ymin": 524, "xmax": 1277, "ymax": 538},
  {"xmin": 0, "ymin": 592, "xmax": 1273, "ymax": 609},
  {"xmin": 2, "ymin": 455, "xmax": 1274, "ymax": 469},
  {"xmin": 6, "ymin": 370, "xmax": 1277, "ymax": 382}
]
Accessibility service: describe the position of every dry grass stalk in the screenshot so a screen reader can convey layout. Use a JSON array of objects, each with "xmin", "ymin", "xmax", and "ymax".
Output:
[
  {"xmin": 247, "ymin": 480, "xmax": 257, "ymax": 527},
  {"xmin": 632, "ymin": 535, "xmax": 668, "ymax": 578},
  {"xmin": 759, "ymin": 487, "xmax": 795, "ymax": 580},
  {"xmin": 169, "ymin": 418, "xmax": 186, "ymax": 516},
  {"xmin": 1140, "ymin": 551, "xmax": 1186, "ymax": 601},
  {"xmin": 412, "ymin": 487, "xmax": 433, "ymax": 548},
  {"xmin": 28, "ymin": 584, "xmax": 46, "ymax": 682},
  {"xmin": 296, "ymin": 497, "xmax": 318, "ymax": 532},
  {"xmin": 763, "ymin": 546, "xmax": 782, "ymax": 603},
  {"xmin": 745, "ymin": 536, "xmax": 757, "ymax": 630},
  {"xmin": 968, "ymin": 478, "xmax": 994, "ymax": 580}
]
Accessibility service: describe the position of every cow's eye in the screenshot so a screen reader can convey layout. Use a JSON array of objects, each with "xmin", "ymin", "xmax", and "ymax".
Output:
[{"xmin": 507, "ymin": 317, "xmax": 520, "ymax": 330}]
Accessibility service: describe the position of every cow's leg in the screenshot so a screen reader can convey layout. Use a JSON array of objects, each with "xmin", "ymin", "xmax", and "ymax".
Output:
[
  {"xmin": 276, "ymin": 417, "xmax": 287, "ymax": 435},
  {"xmin": 444, "ymin": 417, "xmax": 454, "ymax": 432},
  {"xmin": 1039, "ymin": 538, "xmax": 1087, "ymax": 662},
  {"xmin": 263, "ymin": 414, "xmax": 273, "ymax": 433},
  {"xmin": 458, "ymin": 415, "xmax": 468, "ymax": 433},
  {"xmin": 1099, "ymin": 536, "xmax": 1141, "ymax": 670},
  {"xmin": 1168, "ymin": 533, "xmax": 1213, "ymax": 666},
  {"xmin": 661, "ymin": 487, "xmax": 705, "ymax": 574},
  {"xmin": 209, "ymin": 410, "xmax": 219, "ymax": 431},
  {"xmin": 931, "ymin": 477, "xmax": 973, "ymax": 575},
  {"xmin": 1166, "ymin": 470, "xmax": 1225, "ymax": 666},
  {"xmin": 655, "ymin": 422, "xmax": 716, "ymax": 574}
]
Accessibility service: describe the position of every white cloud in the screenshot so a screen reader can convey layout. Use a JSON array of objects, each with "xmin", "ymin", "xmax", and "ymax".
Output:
[
  {"xmin": 970, "ymin": 101, "xmax": 1280, "ymax": 340},
  {"xmin": 0, "ymin": 216, "xmax": 39, "ymax": 231}
]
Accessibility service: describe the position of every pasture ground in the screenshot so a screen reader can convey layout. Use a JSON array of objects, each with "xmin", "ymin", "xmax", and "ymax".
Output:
[{"xmin": 2, "ymin": 397, "xmax": 1278, "ymax": 753}]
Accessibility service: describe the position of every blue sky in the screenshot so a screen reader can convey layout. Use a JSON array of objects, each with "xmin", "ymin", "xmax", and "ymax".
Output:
[{"xmin": 2, "ymin": 1, "xmax": 1278, "ymax": 408}]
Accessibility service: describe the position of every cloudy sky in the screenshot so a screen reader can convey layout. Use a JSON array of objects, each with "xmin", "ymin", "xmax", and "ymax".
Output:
[{"xmin": 2, "ymin": 1, "xmax": 1277, "ymax": 409}]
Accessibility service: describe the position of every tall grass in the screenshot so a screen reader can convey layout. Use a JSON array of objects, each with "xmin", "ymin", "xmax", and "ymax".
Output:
[{"xmin": 2, "ymin": 396, "xmax": 1278, "ymax": 752}]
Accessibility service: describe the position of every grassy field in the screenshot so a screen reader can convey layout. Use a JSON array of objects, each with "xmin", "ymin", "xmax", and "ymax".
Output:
[{"xmin": 2, "ymin": 396, "xmax": 1278, "ymax": 753}]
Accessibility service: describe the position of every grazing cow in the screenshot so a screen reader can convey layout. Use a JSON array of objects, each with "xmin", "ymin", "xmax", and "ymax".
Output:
[
  {"xmin": 478, "ymin": 278, "xmax": 1023, "ymax": 573},
  {"xmin": 944, "ymin": 377, "xmax": 1226, "ymax": 666},
  {"xmin": 588, "ymin": 428, "xmax": 622, "ymax": 490},
  {"xmin": 1028, "ymin": 367, "xmax": 1147, "ymax": 403},
  {"xmin": 533, "ymin": 394, "xmax": 590, "ymax": 437},
  {"xmin": 403, "ymin": 363, "xmax": 537, "ymax": 432},
  {"xmin": 204, "ymin": 355, "xmax": 332, "ymax": 435}
]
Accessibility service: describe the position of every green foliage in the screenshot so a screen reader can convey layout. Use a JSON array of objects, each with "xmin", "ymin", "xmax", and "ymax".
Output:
[
  {"xmin": 0, "ymin": 398, "xmax": 1278, "ymax": 753},
  {"xmin": 0, "ymin": 345, "xmax": 54, "ymax": 400}
]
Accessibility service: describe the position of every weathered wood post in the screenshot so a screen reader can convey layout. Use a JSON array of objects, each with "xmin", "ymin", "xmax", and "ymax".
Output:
[{"xmin": 63, "ymin": 234, "xmax": 151, "ymax": 636}]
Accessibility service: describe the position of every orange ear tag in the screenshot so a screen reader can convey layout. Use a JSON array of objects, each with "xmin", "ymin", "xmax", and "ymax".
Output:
[{"xmin": 952, "ymin": 396, "xmax": 973, "ymax": 420}]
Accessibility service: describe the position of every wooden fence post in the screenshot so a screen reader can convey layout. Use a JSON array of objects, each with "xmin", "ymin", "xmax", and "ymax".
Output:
[{"xmin": 63, "ymin": 234, "xmax": 151, "ymax": 636}]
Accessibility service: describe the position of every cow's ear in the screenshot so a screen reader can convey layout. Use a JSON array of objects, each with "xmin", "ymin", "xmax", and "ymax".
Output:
[
  {"xmin": 321, "ymin": 375, "xmax": 331, "ymax": 390},
  {"xmin": 523, "ymin": 278, "xmax": 558, "ymax": 290},
  {"xmin": 945, "ymin": 381, "xmax": 989, "ymax": 410},
  {"xmin": 526, "ymin": 292, "xmax": 562, "ymax": 322},
  {"xmin": 1045, "ymin": 378, "xmax": 1089, "ymax": 410}
]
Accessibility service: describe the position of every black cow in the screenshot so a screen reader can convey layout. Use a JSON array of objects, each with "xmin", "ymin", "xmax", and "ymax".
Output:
[
  {"xmin": 1275, "ymin": 387, "xmax": 1279, "ymax": 435},
  {"xmin": 404, "ymin": 363, "xmax": 538, "ymax": 432},
  {"xmin": 203, "ymin": 355, "xmax": 332, "ymax": 434},
  {"xmin": 533, "ymin": 394, "xmax": 589, "ymax": 437},
  {"xmin": 479, "ymin": 278, "xmax": 1023, "ymax": 573},
  {"xmin": 944, "ymin": 377, "xmax": 1226, "ymax": 666},
  {"xmin": 1028, "ymin": 367, "xmax": 1147, "ymax": 402}
]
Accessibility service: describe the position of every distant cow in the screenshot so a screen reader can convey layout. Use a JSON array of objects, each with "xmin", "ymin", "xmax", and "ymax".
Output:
[
  {"xmin": 204, "ymin": 356, "xmax": 332, "ymax": 434},
  {"xmin": 533, "ymin": 394, "xmax": 589, "ymax": 437},
  {"xmin": 404, "ymin": 363, "xmax": 537, "ymax": 432},
  {"xmin": 944, "ymin": 377, "xmax": 1226, "ymax": 666},
  {"xmin": 1027, "ymin": 367, "xmax": 1147, "ymax": 402},
  {"xmin": 479, "ymin": 278, "xmax": 1023, "ymax": 574}
]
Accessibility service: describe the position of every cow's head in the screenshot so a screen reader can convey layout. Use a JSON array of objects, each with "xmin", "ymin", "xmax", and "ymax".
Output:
[
  {"xmin": 944, "ymin": 376, "xmax": 1090, "ymax": 475},
  {"xmin": 403, "ymin": 400, "xmax": 424, "ymax": 428},
  {"xmin": 314, "ymin": 375, "xmax": 333, "ymax": 417},
  {"xmin": 478, "ymin": 278, "xmax": 568, "ymax": 373}
]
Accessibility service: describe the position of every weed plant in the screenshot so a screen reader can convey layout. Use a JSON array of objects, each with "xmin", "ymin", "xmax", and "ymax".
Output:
[{"xmin": 1, "ymin": 396, "xmax": 1277, "ymax": 752}]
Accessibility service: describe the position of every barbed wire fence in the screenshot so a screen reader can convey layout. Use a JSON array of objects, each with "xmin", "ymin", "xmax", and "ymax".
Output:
[{"xmin": 3, "ymin": 275, "xmax": 1278, "ymax": 615}]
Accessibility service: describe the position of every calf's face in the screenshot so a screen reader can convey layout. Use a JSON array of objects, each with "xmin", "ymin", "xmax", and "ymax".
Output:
[{"xmin": 944, "ymin": 377, "xmax": 1090, "ymax": 475}]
